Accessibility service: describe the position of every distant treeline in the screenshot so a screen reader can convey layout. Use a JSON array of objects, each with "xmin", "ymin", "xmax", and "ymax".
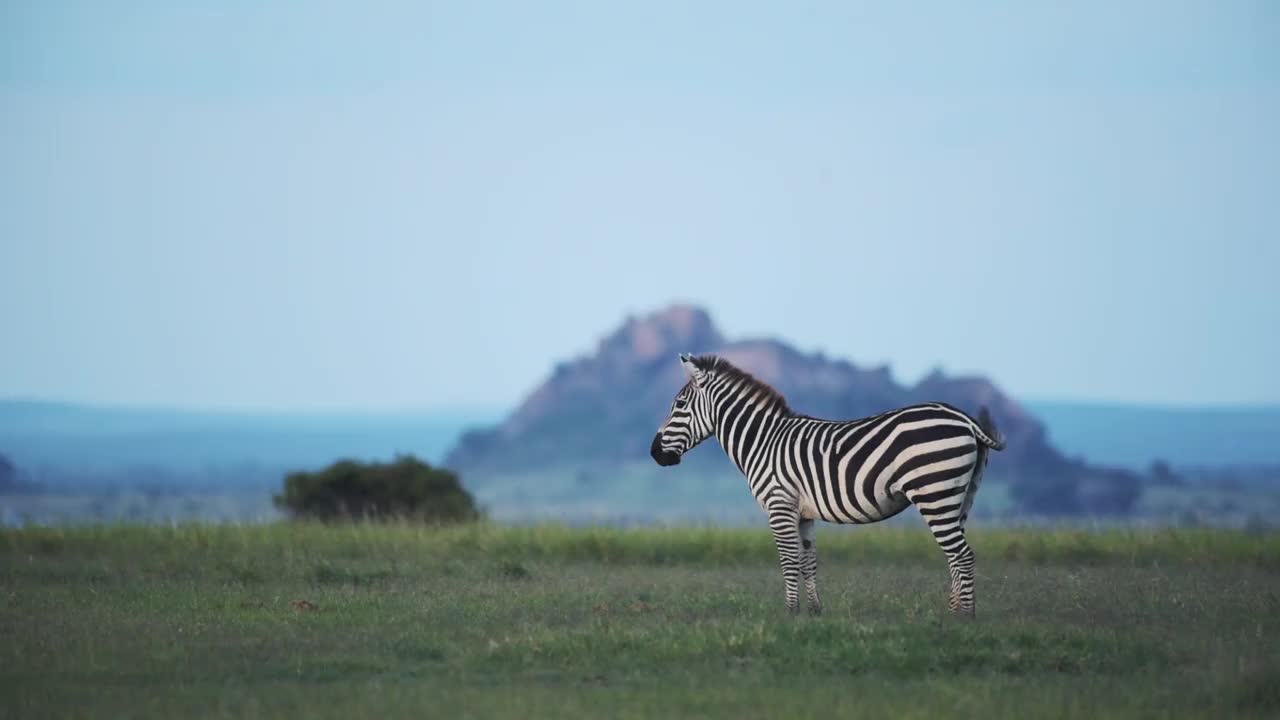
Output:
[
  {"xmin": 0, "ymin": 453, "xmax": 289, "ymax": 495},
  {"xmin": 3, "ymin": 448, "xmax": 1280, "ymax": 529}
]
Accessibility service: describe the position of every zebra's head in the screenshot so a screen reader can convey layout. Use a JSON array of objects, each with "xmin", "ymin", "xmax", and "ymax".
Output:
[{"xmin": 650, "ymin": 353, "xmax": 716, "ymax": 467}]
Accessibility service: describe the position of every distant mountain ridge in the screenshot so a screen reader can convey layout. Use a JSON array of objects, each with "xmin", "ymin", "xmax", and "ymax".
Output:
[
  {"xmin": 5, "ymin": 306, "xmax": 1275, "ymax": 496},
  {"xmin": 1025, "ymin": 400, "xmax": 1280, "ymax": 469},
  {"xmin": 0, "ymin": 401, "xmax": 499, "ymax": 478},
  {"xmin": 444, "ymin": 304, "xmax": 1092, "ymax": 480}
]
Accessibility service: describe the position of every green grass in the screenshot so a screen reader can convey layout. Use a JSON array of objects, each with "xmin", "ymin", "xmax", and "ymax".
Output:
[{"xmin": 2, "ymin": 522, "xmax": 1279, "ymax": 719}]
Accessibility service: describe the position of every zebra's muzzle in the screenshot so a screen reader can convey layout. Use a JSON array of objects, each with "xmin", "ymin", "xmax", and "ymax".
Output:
[{"xmin": 650, "ymin": 434, "xmax": 682, "ymax": 467}]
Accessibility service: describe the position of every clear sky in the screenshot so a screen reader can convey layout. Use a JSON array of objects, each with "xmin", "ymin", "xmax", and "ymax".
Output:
[{"xmin": 2, "ymin": 1, "xmax": 1277, "ymax": 411}]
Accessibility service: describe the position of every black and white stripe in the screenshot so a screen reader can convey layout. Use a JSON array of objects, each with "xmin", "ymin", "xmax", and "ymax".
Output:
[{"xmin": 650, "ymin": 353, "xmax": 1005, "ymax": 617}]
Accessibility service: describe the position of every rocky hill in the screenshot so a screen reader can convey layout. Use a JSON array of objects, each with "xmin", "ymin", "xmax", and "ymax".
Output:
[{"xmin": 444, "ymin": 304, "xmax": 1086, "ymax": 483}]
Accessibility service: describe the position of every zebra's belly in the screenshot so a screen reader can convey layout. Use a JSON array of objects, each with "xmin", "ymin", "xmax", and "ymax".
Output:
[
  {"xmin": 870, "ymin": 495, "xmax": 912, "ymax": 522},
  {"xmin": 799, "ymin": 489, "xmax": 911, "ymax": 525}
]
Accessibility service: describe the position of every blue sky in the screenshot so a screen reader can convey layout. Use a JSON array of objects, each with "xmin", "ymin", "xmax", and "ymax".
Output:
[{"xmin": 2, "ymin": 1, "xmax": 1277, "ymax": 411}]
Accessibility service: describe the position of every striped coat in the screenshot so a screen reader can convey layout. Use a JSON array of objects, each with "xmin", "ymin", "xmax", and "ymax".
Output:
[{"xmin": 651, "ymin": 353, "xmax": 1004, "ymax": 617}]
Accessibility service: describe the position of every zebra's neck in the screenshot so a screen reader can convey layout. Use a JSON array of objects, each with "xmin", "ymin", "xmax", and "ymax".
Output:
[{"xmin": 707, "ymin": 379, "xmax": 792, "ymax": 477}]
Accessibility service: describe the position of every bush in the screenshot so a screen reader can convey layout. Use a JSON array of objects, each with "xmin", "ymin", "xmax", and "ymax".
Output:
[
  {"xmin": 272, "ymin": 455, "xmax": 482, "ymax": 524},
  {"xmin": 0, "ymin": 453, "xmax": 15, "ymax": 492},
  {"xmin": 1009, "ymin": 464, "xmax": 1143, "ymax": 517},
  {"xmin": 1009, "ymin": 468, "xmax": 1081, "ymax": 515}
]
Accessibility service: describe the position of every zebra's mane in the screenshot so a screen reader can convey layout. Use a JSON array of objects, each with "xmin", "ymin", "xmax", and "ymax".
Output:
[{"xmin": 688, "ymin": 354, "xmax": 795, "ymax": 414}]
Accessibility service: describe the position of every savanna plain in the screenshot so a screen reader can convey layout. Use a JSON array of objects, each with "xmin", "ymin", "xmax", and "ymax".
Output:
[{"xmin": 2, "ymin": 523, "xmax": 1279, "ymax": 719}]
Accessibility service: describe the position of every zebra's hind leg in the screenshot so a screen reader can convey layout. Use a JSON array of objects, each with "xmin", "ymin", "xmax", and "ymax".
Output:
[
  {"xmin": 909, "ymin": 488, "xmax": 978, "ymax": 619},
  {"xmin": 766, "ymin": 500, "xmax": 803, "ymax": 615},
  {"xmin": 939, "ymin": 528, "xmax": 976, "ymax": 619},
  {"xmin": 799, "ymin": 518, "xmax": 822, "ymax": 615}
]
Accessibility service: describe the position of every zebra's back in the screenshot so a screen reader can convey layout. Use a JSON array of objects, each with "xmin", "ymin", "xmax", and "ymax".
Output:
[{"xmin": 771, "ymin": 403, "xmax": 988, "ymax": 526}]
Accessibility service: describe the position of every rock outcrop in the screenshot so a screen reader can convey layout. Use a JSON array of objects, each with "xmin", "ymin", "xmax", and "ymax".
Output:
[{"xmin": 444, "ymin": 304, "xmax": 1077, "ymax": 479}]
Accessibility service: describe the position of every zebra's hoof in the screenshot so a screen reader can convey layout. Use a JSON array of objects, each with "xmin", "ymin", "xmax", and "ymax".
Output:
[
  {"xmin": 786, "ymin": 604, "xmax": 801, "ymax": 616},
  {"xmin": 808, "ymin": 604, "xmax": 823, "ymax": 616}
]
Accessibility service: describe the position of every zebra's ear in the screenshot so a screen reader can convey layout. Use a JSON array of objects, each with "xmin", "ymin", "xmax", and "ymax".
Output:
[{"xmin": 679, "ymin": 354, "xmax": 708, "ymax": 387}]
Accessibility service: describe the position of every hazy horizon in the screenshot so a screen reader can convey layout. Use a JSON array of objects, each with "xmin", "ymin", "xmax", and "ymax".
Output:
[
  {"xmin": 4, "ymin": 2, "xmax": 1277, "ymax": 411},
  {"xmin": 4, "ymin": 391, "xmax": 1279, "ymax": 473},
  {"xmin": 5, "ymin": 374, "xmax": 1280, "ymax": 416}
]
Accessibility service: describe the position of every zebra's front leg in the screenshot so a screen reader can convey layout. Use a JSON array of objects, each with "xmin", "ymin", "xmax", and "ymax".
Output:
[
  {"xmin": 799, "ymin": 518, "xmax": 821, "ymax": 615},
  {"xmin": 767, "ymin": 501, "xmax": 803, "ymax": 615}
]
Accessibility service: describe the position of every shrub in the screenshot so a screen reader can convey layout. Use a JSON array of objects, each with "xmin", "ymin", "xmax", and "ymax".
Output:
[
  {"xmin": 1009, "ymin": 465, "xmax": 1143, "ymax": 517},
  {"xmin": 272, "ymin": 454, "xmax": 482, "ymax": 524},
  {"xmin": 0, "ymin": 453, "xmax": 15, "ymax": 492},
  {"xmin": 1009, "ymin": 468, "xmax": 1082, "ymax": 515}
]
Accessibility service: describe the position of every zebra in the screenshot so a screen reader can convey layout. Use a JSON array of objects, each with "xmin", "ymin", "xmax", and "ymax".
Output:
[{"xmin": 649, "ymin": 352, "xmax": 1005, "ymax": 618}]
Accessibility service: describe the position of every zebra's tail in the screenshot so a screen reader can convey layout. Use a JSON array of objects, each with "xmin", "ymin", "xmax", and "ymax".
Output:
[
  {"xmin": 974, "ymin": 406, "xmax": 1006, "ymax": 451},
  {"xmin": 961, "ymin": 406, "xmax": 1002, "ymax": 526}
]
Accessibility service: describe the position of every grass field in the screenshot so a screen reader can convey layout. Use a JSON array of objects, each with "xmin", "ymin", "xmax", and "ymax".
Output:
[{"xmin": 3, "ymin": 522, "xmax": 1279, "ymax": 719}]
